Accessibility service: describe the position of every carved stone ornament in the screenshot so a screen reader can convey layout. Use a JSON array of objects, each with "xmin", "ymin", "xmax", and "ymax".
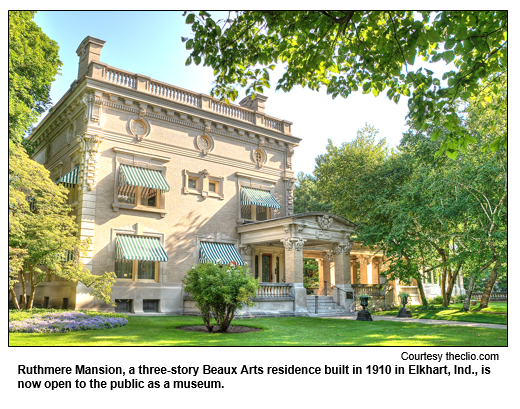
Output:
[
  {"xmin": 316, "ymin": 215, "xmax": 333, "ymax": 230},
  {"xmin": 281, "ymin": 237, "xmax": 306, "ymax": 251},
  {"xmin": 82, "ymin": 92, "xmax": 103, "ymax": 124},
  {"xmin": 240, "ymin": 245, "xmax": 253, "ymax": 256},
  {"xmin": 196, "ymin": 134, "xmax": 213, "ymax": 156},
  {"xmin": 333, "ymin": 243, "xmax": 351, "ymax": 254},
  {"xmin": 129, "ymin": 117, "xmax": 151, "ymax": 141},
  {"xmin": 76, "ymin": 133, "xmax": 103, "ymax": 191},
  {"xmin": 324, "ymin": 251, "xmax": 334, "ymax": 262},
  {"xmin": 358, "ymin": 255, "xmax": 372, "ymax": 265}
]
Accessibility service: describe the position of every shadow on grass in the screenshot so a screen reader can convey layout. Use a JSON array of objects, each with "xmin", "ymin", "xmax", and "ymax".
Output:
[{"xmin": 9, "ymin": 316, "xmax": 507, "ymax": 347}]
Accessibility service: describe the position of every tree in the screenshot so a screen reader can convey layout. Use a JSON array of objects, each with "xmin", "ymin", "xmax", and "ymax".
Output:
[
  {"xmin": 9, "ymin": 141, "xmax": 115, "ymax": 309},
  {"xmin": 9, "ymin": 11, "xmax": 61, "ymax": 148},
  {"xmin": 182, "ymin": 11, "xmax": 507, "ymax": 155},
  {"xmin": 314, "ymin": 123, "xmax": 391, "ymax": 223},
  {"xmin": 293, "ymin": 172, "xmax": 331, "ymax": 214},
  {"xmin": 182, "ymin": 262, "xmax": 260, "ymax": 332}
]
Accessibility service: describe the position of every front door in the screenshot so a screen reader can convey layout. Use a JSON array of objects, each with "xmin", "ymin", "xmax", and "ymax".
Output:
[{"xmin": 262, "ymin": 254, "xmax": 272, "ymax": 282}]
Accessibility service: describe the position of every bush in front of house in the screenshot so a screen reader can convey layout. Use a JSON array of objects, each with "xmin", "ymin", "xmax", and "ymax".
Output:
[
  {"xmin": 183, "ymin": 262, "xmax": 260, "ymax": 333},
  {"xmin": 8, "ymin": 311, "xmax": 128, "ymax": 333}
]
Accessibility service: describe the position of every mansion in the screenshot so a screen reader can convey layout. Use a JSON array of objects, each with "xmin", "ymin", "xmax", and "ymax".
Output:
[{"xmin": 14, "ymin": 36, "xmax": 461, "ymax": 316}]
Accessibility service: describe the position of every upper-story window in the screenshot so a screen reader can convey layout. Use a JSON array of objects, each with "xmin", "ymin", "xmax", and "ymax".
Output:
[
  {"xmin": 116, "ymin": 164, "xmax": 170, "ymax": 210},
  {"xmin": 240, "ymin": 186, "xmax": 280, "ymax": 222}
]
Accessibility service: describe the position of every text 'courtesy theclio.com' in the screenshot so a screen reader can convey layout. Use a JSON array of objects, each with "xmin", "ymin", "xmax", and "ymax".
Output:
[{"xmin": 16, "ymin": 351, "xmax": 500, "ymax": 391}]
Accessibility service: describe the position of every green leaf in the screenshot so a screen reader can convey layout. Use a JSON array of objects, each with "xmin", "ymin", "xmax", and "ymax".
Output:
[
  {"xmin": 431, "ymin": 129, "xmax": 441, "ymax": 141},
  {"xmin": 186, "ymin": 13, "xmax": 195, "ymax": 24}
]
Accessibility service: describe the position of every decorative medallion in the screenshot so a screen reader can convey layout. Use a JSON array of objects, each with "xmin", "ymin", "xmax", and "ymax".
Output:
[
  {"xmin": 196, "ymin": 134, "xmax": 213, "ymax": 155},
  {"xmin": 128, "ymin": 117, "xmax": 151, "ymax": 141},
  {"xmin": 252, "ymin": 147, "xmax": 266, "ymax": 168}
]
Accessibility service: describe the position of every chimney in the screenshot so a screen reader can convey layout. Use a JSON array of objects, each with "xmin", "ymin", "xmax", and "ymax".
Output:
[
  {"xmin": 239, "ymin": 94, "xmax": 268, "ymax": 114},
  {"xmin": 76, "ymin": 36, "xmax": 106, "ymax": 80}
]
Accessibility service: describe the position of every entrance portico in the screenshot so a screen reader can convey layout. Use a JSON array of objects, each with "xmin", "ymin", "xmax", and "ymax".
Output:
[{"xmin": 237, "ymin": 212, "xmax": 356, "ymax": 314}]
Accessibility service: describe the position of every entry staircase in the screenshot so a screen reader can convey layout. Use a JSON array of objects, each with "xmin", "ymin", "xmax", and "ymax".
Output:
[{"xmin": 306, "ymin": 295, "xmax": 354, "ymax": 317}]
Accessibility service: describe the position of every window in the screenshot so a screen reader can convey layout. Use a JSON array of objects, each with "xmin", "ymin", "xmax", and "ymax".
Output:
[
  {"xmin": 115, "ymin": 299, "xmax": 132, "ymax": 312},
  {"xmin": 183, "ymin": 170, "xmax": 224, "ymax": 200},
  {"xmin": 143, "ymin": 299, "xmax": 159, "ymax": 313},
  {"xmin": 252, "ymin": 148, "xmax": 266, "ymax": 168},
  {"xmin": 239, "ymin": 186, "xmax": 280, "ymax": 222},
  {"xmin": 115, "ymin": 235, "xmax": 168, "ymax": 282},
  {"xmin": 115, "ymin": 164, "xmax": 169, "ymax": 212},
  {"xmin": 132, "ymin": 121, "xmax": 145, "ymax": 136},
  {"xmin": 115, "ymin": 258, "xmax": 159, "ymax": 281}
]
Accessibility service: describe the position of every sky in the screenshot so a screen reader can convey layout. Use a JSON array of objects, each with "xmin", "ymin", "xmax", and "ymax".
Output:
[{"xmin": 34, "ymin": 11, "xmax": 453, "ymax": 175}]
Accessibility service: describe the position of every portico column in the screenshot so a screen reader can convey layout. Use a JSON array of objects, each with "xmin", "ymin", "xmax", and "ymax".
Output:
[
  {"xmin": 333, "ymin": 241, "xmax": 353, "ymax": 309},
  {"xmin": 317, "ymin": 259, "xmax": 324, "ymax": 295},
  {"xmin": 372, "ymin": 258, "xmax": 380, "ymax": 284},
  {"xmin": 282, "ymin": 237, "xmax": 307, "ymax": 314}
]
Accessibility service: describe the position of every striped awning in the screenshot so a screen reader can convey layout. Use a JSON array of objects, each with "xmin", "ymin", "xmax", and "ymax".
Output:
[
  {"xmin": 199, "ymin": 242, "xmax": 245, "ymax": 266},
  {"xmin": 119, "ymin": 164, "xmax": 170, "ymax": 192},
  {"xmin": 59, "ymin": 166, "xmax": 79, "ymax": 187},
  {"xmin": 240, "ymin": 186, "xmax": 280, "ymax": 209},
  {"xmin": 116, "ymin": 235, "xmax": 168, "ymax": 262}
]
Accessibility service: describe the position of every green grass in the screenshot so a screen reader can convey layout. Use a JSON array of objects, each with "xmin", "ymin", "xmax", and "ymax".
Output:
[
  {"xmin": 373, "ymin": 302, "xmax": 507, "ymax": 325},
  {"xmin": 9, "ymin": 315, "xmax": 506, "ymax": 346}
]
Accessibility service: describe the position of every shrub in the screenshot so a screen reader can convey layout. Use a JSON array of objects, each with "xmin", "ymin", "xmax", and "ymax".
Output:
[
  {"xmin": 182, "ymin": 262, "xmax": 260, "ymax": 333},
  {"xmin": 428, "ymin": 295, "xmax": 444, "ymax": 305},
  {"xmin": 453, "ymin": 294, "xmax": 465, "ymax": 303}
]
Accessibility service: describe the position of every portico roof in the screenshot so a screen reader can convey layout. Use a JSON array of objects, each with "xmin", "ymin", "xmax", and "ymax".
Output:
[{"xmin": 237, "ymin": 212, "xmax": 356, "ymax": 251}]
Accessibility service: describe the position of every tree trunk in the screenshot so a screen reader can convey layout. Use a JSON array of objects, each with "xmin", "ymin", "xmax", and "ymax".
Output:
[
  {"xmin": 416, "ymin": 277, "xmax": 428, "ymax": 307},
  {"xmin": 479, "ymin": 259, "xmax": 501, "ymax": 309},
  {"xmin": 463, "ymin": 259, "xmax": 494, "ymax": 312},
  {"xmin": 9, "ymin": 288, "xmax": 20, "ymax": 310},
  {"xmin": 443, "ymin": 272, "xmax": 457, "ymax": 307},
  {"xmin": 19, "ymin": 271, "xmax": 27, "ymax": 309},
  {"xmin": 463, "ymin": 273, "xmax": 476, "ymax": 312},
  {"xmin": 28, "ymin": 271, "xmax": 36, "ymax": 309}
]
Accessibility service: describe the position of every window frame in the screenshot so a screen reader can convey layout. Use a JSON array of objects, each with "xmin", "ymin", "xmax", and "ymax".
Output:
[
  {"xmin": 115, "ymin": 258, "xmax": 159, "ymax": 282},
  {"xmin": 112, "ymin": 148, "xmax": 170, "ymax": 218},
  {"xmin": 111, "ymin": 224, "xmax": 166, "ymax": 285},
  {"xmin": 183, "ymin": 169, "xmax": 224, "ymax": 200},
  {"xmin": 237, "ymin": 181, "xmax": 277, "ymax": 223}
]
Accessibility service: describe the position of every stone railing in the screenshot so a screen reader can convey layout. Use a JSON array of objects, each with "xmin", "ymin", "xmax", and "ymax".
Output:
[
  {"xmin": 256, "ymin": 283, "xmax": 293, "ymax": 298},
  {"xmin": 264, "ymin": 116, "xmax": 284, "ymax": 132},
  {"xmin": 211, "ymin": 100, "xmax": 255, "ymax": 123},
  {"xmin": 149, "ymin": 79, "xmax": 201, "ymax": 108},
  {"xmin": 471, "ymin": 292, "xmax": 507, "ymax": 301},
  {"xmin": 88, "ymin": 61, "xmax": 292, "ymax": 135},
  {"xmin": 352, "ymin": 284, "xmax": 385, "ymax": 297},
  {"xmin": 104, "ymin": 66, "xmax": 136, "ymax": 89}
]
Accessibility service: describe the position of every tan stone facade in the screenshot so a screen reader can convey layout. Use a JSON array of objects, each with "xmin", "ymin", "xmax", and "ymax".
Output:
[{"xmin": 17, "ymin": 36, "xmax": 446, "ymax": 315}]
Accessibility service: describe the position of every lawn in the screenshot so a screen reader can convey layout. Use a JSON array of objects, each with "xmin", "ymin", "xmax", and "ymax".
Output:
[
  {"xmin": 9, "ymin": 315, "xmax": 506, "ymax": 347},
  {"xmin": 373, "ymin": 302, "xmax": 507, "ymax": 325}
]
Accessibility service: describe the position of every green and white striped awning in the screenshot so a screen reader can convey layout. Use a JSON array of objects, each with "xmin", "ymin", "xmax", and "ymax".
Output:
[
  {"xmin": 59, "ymin": 166, "xmax": 80, "ymax": 188},
  {"xmin": 116, "ymin": 235, "xmax": 168, "ymax": 262},
  {"xmin": 119, "ymin": 164, "xmax": 170, "ymax": 192},
  {"xmin": 240, "ymin": 186, "xmax": 280, "ymax": 209},
  {"xmin": 199, "ymin": 242, "xmax": 245, "ymax": 265}
]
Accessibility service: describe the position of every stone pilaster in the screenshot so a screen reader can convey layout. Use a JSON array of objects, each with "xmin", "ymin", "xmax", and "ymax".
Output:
[
  {"xmin": 333, "ymin": 242, "xmax": 353, "ymax": 308},
  {"xmin": 281, "ymin": 237, "xmax": 307, "ymax": 313},
  {"xmin": 75, "ymin": 132, "xmax": 103, "ymax": 307}
]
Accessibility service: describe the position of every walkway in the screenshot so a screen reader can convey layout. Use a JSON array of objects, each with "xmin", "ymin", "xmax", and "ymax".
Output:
[{"xmin": 326, "ymin": 315, "xmax": 507, "ymax": 330}]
